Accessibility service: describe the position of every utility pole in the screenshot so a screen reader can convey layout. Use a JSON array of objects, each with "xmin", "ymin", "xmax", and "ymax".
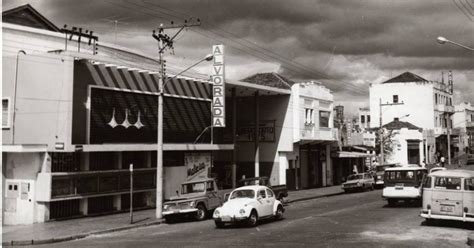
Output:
[
  {"xmin": 379, "ymin": 98, "xmax": 405, "ymax": 164},
  {"xmin": 152, "ymin": 19, "xmax": 201, "ymax": 219},
  {"xmin": 446, "ymin": 112, "xmax": 452, "ymax": 165}
]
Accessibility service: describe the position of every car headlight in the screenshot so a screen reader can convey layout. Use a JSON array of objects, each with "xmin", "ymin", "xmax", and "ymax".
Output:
[
  {"xmin": 189, "ymin": 201, "xmax": 195, "ymax": 207},
  {"xmin": 163, "ymin": 205, "xmax": 169, "ymax": 211},
  {"xmin": 214, "ymin": 209, "xmax": 220, "ymax": 217},
  {"xmin": 239, "ymin": 209, "xmax": 245, "ymax": 215},
  {"xmin": 357, "ymin": 182, "xmax": 361, "ymax": 186},
  {"xmin": 377, "ymin": 175, "xmax": 382, "ymax": 179}
]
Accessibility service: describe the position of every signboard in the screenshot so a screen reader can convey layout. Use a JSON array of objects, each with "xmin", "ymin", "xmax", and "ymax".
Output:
[
  {"xmin": 212, "ymin": 44, "xmax": 225, "ymax": 127},
  {"xmin": 184, "ymin": 153, "xmax": 211, "ymax": 181},
  {"xmin": 236, "ymin": 120, "xmax": 275, "ymax": 142}
]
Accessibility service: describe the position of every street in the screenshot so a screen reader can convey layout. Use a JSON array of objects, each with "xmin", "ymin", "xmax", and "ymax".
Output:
[{"xmin": 31, "ymin": 190, "xmax": 472, "ymax": 248}]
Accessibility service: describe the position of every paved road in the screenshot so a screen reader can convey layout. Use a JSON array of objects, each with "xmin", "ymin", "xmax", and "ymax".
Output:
[{"xmin": 31, "ymin": 190, "xmax": 472, "ymax": 248}]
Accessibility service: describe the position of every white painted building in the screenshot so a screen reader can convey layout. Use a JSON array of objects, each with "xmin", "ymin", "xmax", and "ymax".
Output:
[
  {"xmin": 453, "ymin": 102, "xmax": 474, "ymax": 154},
  {"xmin": 369, "ymin": 72, "xmax": 456, "ymax": 164},
  {"xmin": 382, "ymin": 120, "xmax": 424, "ymax": 165},
  {"xmin": 358, "ymin": 107, "xmax": 371, "ymax": 130}
]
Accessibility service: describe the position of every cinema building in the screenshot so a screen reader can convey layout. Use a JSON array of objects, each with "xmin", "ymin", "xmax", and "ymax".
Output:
[{"xmin": 2, "ymin": 5, "xmax": 339, "ymax": 225}]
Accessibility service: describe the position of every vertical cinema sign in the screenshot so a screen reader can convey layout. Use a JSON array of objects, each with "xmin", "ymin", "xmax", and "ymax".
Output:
[{"xmin": 212, "ymin": 44, "xmax": 225, "ymax": 127}]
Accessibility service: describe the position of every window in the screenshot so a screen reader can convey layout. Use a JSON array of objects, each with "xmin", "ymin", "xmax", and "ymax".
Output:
[
  {"xmin": 434, "ymin": 177, "xmax": 461, "ymax": 190},
  {"xmin": 393, "ymin": 95, "xmax": 399, "ymax": 103},
  {"xmin": 206, "ymin": 181, "xmax": 214, "ymax": 191},
  {"xmin": 319, "ymin": 111, "xmax": 330, "ymax": 128},
  {"xmin": 422, "ymin": 176, "xmax": 431, "ymax": 188},
  {"xmin": 266, "ymin": 189, "xmax": 274, "ymax": 198},
  {"xmin": 258, "ymin": 190, "xmax": 266, "ymax": 198},
  {"xmin": 305, "ymin": 108, "xmax": 314, "ymax": 125},
  {"xmin": 360, "ymin": 115, "xmax": 365, "ymax": 123},
  {"xmin": 435, "ymin": 94, "xmax": 438, "ymax": 104},
  {"xmin": 367, "ymin": 115, "xmax": 371, "ymax": 123},
  {"xmin": 2, "ymin": 98, "xmax": 11, "ymax": 129},
  {"xmin": 465, "ymin": 179, "xmax": 474, "ymax": 191}
]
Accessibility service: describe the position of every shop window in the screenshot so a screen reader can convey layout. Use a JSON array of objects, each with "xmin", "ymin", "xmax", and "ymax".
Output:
[
  {"xmin": 2, "ymin": 98, "xmax": 11, "ymax": 129},
  {"xmin": 319, "ymin": 111, "xmax": 330, "ymax": 128}
]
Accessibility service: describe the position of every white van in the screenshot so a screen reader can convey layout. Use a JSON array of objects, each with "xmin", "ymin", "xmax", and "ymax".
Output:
[
  {"xmin": 382, "ymin": 166, "xmax": 428, "ymax": 206},
  {"xmin": 420, "ymin": 170, "xmax": 474, "ymax": 223}
]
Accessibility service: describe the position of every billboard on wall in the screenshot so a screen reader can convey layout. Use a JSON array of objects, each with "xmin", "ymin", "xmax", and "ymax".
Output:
[
  {"xmin": 185, "ymin": 153, "xmax": 211, "ymax": 181},
  {"xmin": 236, "ymin": 120, "xmax": 276, "ymax": 142},
  {"xmin": 212, "ymin": 44, "xmax": 225, "ymax": 127}
]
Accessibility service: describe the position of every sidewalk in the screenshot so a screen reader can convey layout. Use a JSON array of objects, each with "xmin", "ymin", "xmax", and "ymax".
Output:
[
  {"xmin": 2, "ymin": 185, "xmax": 343, "ymax": 246},
  {"xmin": 2, "ymin": 208, "xmax": 164, "ymax": 246}
]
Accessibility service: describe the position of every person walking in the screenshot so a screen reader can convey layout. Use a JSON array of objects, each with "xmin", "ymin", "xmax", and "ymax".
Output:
[{"xmin": 440, "ymin": 156, "xmax": 446, "ymax": 168}]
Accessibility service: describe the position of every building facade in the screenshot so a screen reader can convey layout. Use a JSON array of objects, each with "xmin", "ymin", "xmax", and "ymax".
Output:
[
  {"xmin": 453, "ymin": 102, "xmax": 474, "ymax": 155},
  {"xmin": 369, "ymin": 72, "xmax": 457, "ymax": 164}
]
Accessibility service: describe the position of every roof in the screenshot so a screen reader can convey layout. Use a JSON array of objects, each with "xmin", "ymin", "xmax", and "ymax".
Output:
[
  {"xmin": 2, "ymin": 4, "xmax": 61, "ymax": 32},
  {"xmin": 383, "ymin": 120, "xmax": 421, "ymax": 130},
  {"xmin": 234, "ymin": 185, "xmax": 270, "ymax": 191},
  {"xmin": 182, "ymin": 178, "xmax": 215, "ymax": 184},
  {"xmin": 386, "ymin": 166, "xmax": 427, "ymax": 171},
  {"xmin": 382, "ymin": 72, "xmax": 428, "ymax": 84},
  {"xmin": 241, "ymin": 72, "xmax": 296, "ymax": 90},
  {"xmin": 430, "ymin": 169, "xmax": 474, "ymax": 178}
]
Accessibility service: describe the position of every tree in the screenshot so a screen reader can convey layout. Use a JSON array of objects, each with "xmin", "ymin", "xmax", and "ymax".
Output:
[{"xmin": 375, "ymin": 128, "xmax": 399, "ymax": 160}]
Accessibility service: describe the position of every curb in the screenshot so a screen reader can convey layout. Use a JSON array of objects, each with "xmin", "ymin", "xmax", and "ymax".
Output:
[
  {"xmin": 2, "ymin": 219, "xmax": 165, "ymax": 246},
  {"xmin": 286, "ymin": 192, "xmax": 345, "ymax": 204}
]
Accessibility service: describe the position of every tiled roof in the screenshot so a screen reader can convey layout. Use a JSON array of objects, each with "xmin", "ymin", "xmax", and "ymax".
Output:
[
  {"xmin": 383, "ymin": 120, "xmax": 421, "ymax": 130},
  {"xmin": 382, "ymin": 72, "xmax": 428, "ymax": 84},
  {"xmin": 241, "ymin": 72, "xmax": 296, "ymax": 90},
  {"xmin": 2, "ymin": 4, "xmax": 61, "ymax": 32}
]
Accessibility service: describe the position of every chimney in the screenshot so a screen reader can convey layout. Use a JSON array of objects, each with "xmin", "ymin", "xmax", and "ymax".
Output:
[
  {"xmin": 448, "ymin": 70, "xmax": 453, "ymax": 94},
  {"xmin": 394, "ymin": 117, "xmax": 399, "ymax": 121}
]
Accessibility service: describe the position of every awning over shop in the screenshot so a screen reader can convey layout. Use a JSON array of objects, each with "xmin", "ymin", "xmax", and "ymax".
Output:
[
  {"xmin": 332, "ymin": 151, "xmax": 375, "ymax": 158},
  {"xmin": 81, "ymin": 59, "xmax": 211, "ymax": 100},
  {"xmin": 78, "ymin": 143, "xmax": 234, "ymax": 152}
]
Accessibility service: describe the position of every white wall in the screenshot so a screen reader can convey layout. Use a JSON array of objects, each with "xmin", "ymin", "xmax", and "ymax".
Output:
[
  {"xmin": 386, "ymin": 128, "xmax": 424, "ymax": 165},
  {"xmin": 370, "ymin": 82, "xmax": 435, "ymax": 129}
]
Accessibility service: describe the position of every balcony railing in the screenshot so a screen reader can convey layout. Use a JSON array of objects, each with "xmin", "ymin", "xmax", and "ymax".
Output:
[{"xmin": 435, "ymin": 104, "xmax": 455, "ymax": 113}]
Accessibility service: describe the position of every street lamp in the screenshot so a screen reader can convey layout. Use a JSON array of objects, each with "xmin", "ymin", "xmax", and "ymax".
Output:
[
  {"xmin": 155, "ymin": 54, "xmax": 213, "ymax": 219},
  {"xmin": 437, "ymin": 36, "xmax": 474, "ymax": 51}
]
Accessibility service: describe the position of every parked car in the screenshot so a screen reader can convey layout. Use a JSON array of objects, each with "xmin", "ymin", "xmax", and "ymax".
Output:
[
  {"xmin": 342, "ymin": 173, "xmax": 375, "ymax": 193},
  {"xmin": 238, "ymin": 176, "xmax": 288, "ymax": 201},
  {"xmin": 162, "ymin": 178, "xmax": 232, "ymax": 222},
  {"xmin": 213, "ymin": 185, "xmax": 284, "ymax": 228},
  {"xmin": 374, "ymin": 163, "xmax": 398, "ymax": 188}
]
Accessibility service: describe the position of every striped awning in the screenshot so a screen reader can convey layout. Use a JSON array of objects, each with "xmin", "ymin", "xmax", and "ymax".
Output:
[{"xmin": 82, "ymin": 60, "xmax": 211, "ymax": 100}]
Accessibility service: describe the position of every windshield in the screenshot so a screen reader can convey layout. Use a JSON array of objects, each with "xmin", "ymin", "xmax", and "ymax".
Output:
[
  {"xmin": 376, "ymin": 166, "xmax": 389, "ymax": 172},
  {"xmin": 230, "ymin": 189, "xmax": 255, "ymax": 199},
  {"xmin": 347, "ymin": 174, "xmax": 363, "ymax": 180},
  {"xmin": 181, "ymin": 182, "xmax": 205, "ymax": 194}
]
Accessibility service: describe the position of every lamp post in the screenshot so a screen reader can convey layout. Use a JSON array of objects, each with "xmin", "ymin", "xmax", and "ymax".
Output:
[
  {"xmin": 437, "ymin": 36, "xmax": 474, "ymax": 51},
  {"xmin": 155, "ymin": 53, "xmax": 213, "ymax": 219}
]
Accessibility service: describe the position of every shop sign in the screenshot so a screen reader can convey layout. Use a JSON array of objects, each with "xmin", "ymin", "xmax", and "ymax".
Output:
[
  {"xmin": 185, "ymin": 153, "xmax": 211, "ymax": 181},
  {"xmin": 212, "ymin": 44, "xmax": 225, "ymax": 127},
  {"xmin": 236, "ymin": 120, "xmax": 275, "ymax": 142}
]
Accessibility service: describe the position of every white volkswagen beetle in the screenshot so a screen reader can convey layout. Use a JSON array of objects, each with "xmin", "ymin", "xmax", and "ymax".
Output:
[{"xmin": 212, "ymin": 185, "xmax": 284, "ymax": 228}]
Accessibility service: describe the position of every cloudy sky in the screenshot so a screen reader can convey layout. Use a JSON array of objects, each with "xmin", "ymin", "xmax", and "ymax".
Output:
[{"xmin": 4, "ymin": 0, "xmax": 474, "ymax": 115}]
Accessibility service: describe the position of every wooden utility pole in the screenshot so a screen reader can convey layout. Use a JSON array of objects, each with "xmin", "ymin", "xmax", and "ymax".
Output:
[{"xmin": 379, "ymin": 98, "xmax": 404, "ymax": 164}]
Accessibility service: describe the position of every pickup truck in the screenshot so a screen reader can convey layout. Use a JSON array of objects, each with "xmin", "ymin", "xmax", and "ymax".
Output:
[
  {"xmin": 162, "ymin": 178, "xmax": 232, "ymax": 222},
  {"xmin": 238, "ymin": 176, "xmax": 288, "ymax": 201}
]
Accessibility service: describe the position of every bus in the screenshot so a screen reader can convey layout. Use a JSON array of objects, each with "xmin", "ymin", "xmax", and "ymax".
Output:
[
  {"xmin": 382, "ymin": 166, "xmax": 428, "ymax": 206},
  {"xmin": 420, "ymin": 170, "xmax": 474, "ymax": 223}
]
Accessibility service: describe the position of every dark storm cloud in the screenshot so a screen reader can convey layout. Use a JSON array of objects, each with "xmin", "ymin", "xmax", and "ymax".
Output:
[{"xmin": 4, "ymin": 0, "xmax": 473, "ymax": 105}]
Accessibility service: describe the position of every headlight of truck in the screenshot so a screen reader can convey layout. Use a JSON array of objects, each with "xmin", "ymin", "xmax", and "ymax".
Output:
[
  {"xmin": 163, "ymin": 204, "xmax": 169, "ymax": 211},
  {"xmin": 239, "ymin": 209, "xmax": 245, "ymax": 215},
  {"xmin": 357, "ymin": 182, "xmax": 361, "ymax": 186},
  {"xmin": 189, "ymin": 201, "xmax": 195, "ymax": 207}
]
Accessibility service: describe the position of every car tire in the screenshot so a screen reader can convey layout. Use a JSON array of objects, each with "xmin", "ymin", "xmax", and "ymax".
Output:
[
  {"xmin": 164, "ymin": 216, "xmax": 174, "ymax": 223},
  {"xmin": 387, "ymin": 199, "xmax": 397, "ymax": 207},
  {"xmin": 275, "ymin": 205, "xmax": 284, "ymax": 220},
  {"xmin": 215, "ymin": 220, "xmax": 225, "ymax": 228},
  {"xmin": 370, "ymin": 184, "xmax": 374, "ymax": 191},
  {"xmin": 195, "ymin": 204, "xmax": 207, "ymax": 221},
  {"xmin": 247, "ymin": 210, "xmax": 258, "ymax": 227}
]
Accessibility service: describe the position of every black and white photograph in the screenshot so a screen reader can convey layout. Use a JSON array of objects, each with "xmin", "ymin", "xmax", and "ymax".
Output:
[{"xmin": 1, "ymin": 0, "xmax": 474, "ymax": 247}]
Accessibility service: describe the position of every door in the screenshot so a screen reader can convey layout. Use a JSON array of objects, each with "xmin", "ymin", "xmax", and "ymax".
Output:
[
  {"xmin": 256, "ymin": 189, "xmax": 272, "ymax": 217},
  {"xmin": 265, "ymin": 189, "xmax": 276, "ymax": 216},
  {"xmin": 207, "ymin": 181, "xmax": 220, "ymax": 209}
]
